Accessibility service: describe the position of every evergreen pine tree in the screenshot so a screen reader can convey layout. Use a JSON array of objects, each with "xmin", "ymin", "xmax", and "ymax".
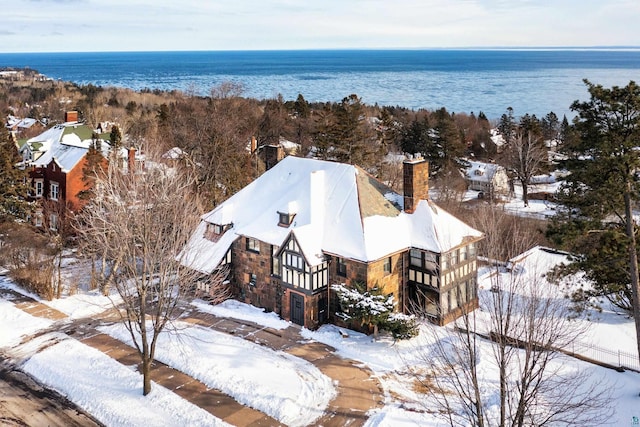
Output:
[
  {"xmin": 0, "ymin": 127, "xmax": 30, "ymax": 221},
  {"xmin": 549, "ymin": 80, "xmax": 640, "ymax": 370},
  {"xmin": 498, "ymin": 106, "xmax": 516, "ymax": 143},
  {"xmin": 429, "ymin": 108, "xmax": 468, "ymax": 176},
  {"xmin": 332, "ymin": 94, "xmax": 371, "ymax": 166},
  {"xmin": 293, "ymin": 94, "xmax": 310, "ymax": 119},
  {"xmin": 399, "ymin": 117, "xmax": 430, "ymax": 156},
  {"xmin": 541, "ymin": 111, "xmax": 560, "ymax": 142},
  {"xmin": 79, "ymin": 134, "xmax": 105, "ymax": 202},
  {"xmin": 312, "ymin": 106, "xmax": 336, "ymax": 161},
  {"xmin": 109, "ymin": 125, "xmax": 123, "ymax": 157},
  {"xmin": 377, "ymin": 108, "xmax": 398, "ymax": 151},
  {"xmin": 559, "ymin": 115, "xmax": 572, "ymax": 145}
]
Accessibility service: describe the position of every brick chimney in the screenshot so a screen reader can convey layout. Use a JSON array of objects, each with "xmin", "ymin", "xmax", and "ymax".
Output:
[
  {"xmin": 65, "ymin": 111, "xmax": 78, "ymax": 123},
  {"xmin": 250, "ymin": 136, "xmax": 257, "ymax": 153},
  {"xmin": 128, "ymin": 146, "xmax": 136, "ymax": 174},
  {"xmin": 403, "ymin": 156, "xmax": 429, "ymax": 214}
]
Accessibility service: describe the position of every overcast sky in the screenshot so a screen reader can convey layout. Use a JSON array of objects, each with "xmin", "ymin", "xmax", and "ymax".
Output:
[{"xmin": 3, "ymin": 0, "xmax": 640, "ymax": 53}]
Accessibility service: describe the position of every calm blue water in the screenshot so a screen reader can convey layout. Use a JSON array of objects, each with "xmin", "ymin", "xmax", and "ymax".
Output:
[{"xmin": 1, "ymin": 49, "xmax": 639, "ymax": 119}]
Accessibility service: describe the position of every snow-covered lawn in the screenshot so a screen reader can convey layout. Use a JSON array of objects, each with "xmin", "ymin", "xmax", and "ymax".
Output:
[
  {"xmin": 0, "ymin": 298, "xmax": 53, "ymax": 347},
  {"xmin": 301, "ymin": 247, "xmax": 640, "ymax": 426},
  {"xmin": 23, "ymin": 337, "xmax": 229, "ymax": 427},
  {"xmin": 0, "ymin": 296, "xmax": 227, "ymax": 426},
  {"xmin": 100, "ymin": 320, "xmax": 335, "ymax": 427},
  {"xmin": 1, "ymin": 248, "xmax": 639, "ymax": 426},
  {"xmin": 192, "ymin": 298, "xmax": 290, "ymax": 330}
]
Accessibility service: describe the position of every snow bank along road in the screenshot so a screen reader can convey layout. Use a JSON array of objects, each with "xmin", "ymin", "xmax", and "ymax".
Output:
[{"xmin": 0, "ymin": 284, "xmax": 383, "ymax": 426}]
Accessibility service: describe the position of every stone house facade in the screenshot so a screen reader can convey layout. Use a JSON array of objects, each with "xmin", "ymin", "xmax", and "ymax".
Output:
[{"xmin": 183, "ymin": 156, "xmax": 484, "ymax": 329}]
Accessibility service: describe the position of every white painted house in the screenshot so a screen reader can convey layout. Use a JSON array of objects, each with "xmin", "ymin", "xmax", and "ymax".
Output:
[{"xmin": 465, "ymin": 160, "xmax": 510, "ymax": 199}]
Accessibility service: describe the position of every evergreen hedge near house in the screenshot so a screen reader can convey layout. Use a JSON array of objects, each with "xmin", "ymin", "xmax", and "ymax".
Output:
[{"xmin": 332, "ymin": 282, "xmax": 418, "ymax": 340}]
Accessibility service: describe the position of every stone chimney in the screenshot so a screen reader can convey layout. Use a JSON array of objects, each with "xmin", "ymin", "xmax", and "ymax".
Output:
[
  {"xmin": 403, "ymin": 156, "xmax": 429, "ymax": 214},
  {"xmin": 264, "ymin": 144, "xmax": 285, "ymax": 170}
]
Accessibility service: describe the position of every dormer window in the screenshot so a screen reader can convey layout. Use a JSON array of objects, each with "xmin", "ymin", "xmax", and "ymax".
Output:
[
  {"xmin": 205, "ymin": 222, "xmax": 230, "ymax": 241},
  {"xmin": 278, "ymin": 201, "xmax": 298, "ymax": 227},
  {"xmin": 278, "ymin": 211, "xmax": 296, "ymax": 227}
]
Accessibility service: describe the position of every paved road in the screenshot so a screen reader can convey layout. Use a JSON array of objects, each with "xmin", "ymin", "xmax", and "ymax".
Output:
[{"xmin": 0, "ymin": 361, "xmax": 103, "ymax": 427}]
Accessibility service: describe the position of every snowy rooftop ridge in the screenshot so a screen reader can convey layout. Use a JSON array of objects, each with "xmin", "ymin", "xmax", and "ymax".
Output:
[
  {"xmin": 187, "ymin": 156, "xmax": 482, "ymax": 271},
  {"xmin": 21, "ymin": 122, "xmax": 121, "ymax": 173},
  {"xmin": 466, "ymin": 160, "xmax": 505, "ymax": 183}
]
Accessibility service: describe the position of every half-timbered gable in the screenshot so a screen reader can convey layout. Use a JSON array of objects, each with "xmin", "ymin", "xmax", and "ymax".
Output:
[
  {"xmin": 183, "ymin": 156, "xmax": 484, "ymax": 329},
  {"xmin": 278, "ymin": 234, "xmax": 329, "ymax": 294}
]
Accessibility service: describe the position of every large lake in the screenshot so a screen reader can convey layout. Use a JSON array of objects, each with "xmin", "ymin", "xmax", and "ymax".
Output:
[{"xmin": 1, "ymin": 49, "xmax": 639, "ymax": 119}]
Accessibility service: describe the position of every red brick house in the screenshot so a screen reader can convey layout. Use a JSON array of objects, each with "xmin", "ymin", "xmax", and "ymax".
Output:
[
  {"xmin": 182, "ymin": 156, "xmax": 484, "ymax": 329},
  {"xmin": 18, "ymin": 120, "xmax": 135, "ymax": 228}
]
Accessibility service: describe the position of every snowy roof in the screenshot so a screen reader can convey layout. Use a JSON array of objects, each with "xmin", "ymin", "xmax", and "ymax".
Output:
[
  {"xmin": 490, "ymin": 128, "xmax": 506, "ymax": 147},
  {"xmin": 278, "ymin": 137, "xmax": 301, "ymax": 151},
  {"xmin": 24, "ymin": 123, "xmax": 115, "ymax": 173},
  {"xmin": 32, "ymin": 143, "xmax": 87, "ymax": 173},
  {"xmin": 465, "ymin": 161, "xmax": 504, "ymax": 183},
  {"xmin": 180, "ymin": 222, "xmax": 238, "ymax": 274},
  {"xmin": 6, "ymin": 116, "xmax": 37, "ymax": 130},
  {"xmin": 187, "ymin": 156, "xmax": 482, "ymax": 269},
  {"xmin": 162, "ymin": 147, "xmax": 187, "ymax": 160},
  {"xmin": 22, "ymin": 124, "xmax": 67, "ymax": 155}
]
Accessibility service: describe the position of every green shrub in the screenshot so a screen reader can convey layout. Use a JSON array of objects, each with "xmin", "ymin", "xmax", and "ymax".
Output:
[{"xmin": 383, "ymin": 313, "xmax": 419, "ymax": 340}]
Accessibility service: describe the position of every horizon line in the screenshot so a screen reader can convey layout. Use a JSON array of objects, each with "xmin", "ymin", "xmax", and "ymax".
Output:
[{"xmin": 2, "ymin": 46, "xmax": 640, "ymax": 55}]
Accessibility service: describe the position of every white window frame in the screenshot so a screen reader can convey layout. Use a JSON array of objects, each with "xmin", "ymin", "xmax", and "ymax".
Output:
[
  {"xmin": 34, "ymin": 211, "xmax": 43, "ymax": 227},
  {"xmin": 50, "ymin": 181, "xmax": 59, "ymax": 201},
  {"xmin": 34, "ymin": 179, "xmax": 44, "ymax": 197},
  {"xmin": 49, "ymin": 213, "xmax": 58, "ymax": 231}
]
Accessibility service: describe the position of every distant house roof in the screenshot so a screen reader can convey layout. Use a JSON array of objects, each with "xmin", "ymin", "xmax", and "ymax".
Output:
[
  {"xmin": 162, "ymin": 147, "xmax": 187, "ymax": 160},
  {"xmin": 490, "ymin": 129, "xmax": 506, "ymax": 147},
  {"xmin": 6, "ymin": 115, "xmax": 38, "ymax": 131},
  {"xmin": 183, "ymin": 156, "xmax": 482, "ymax": 274},
  {"xmin": 22, "ymin": 122, "xmax": 117, "ymax": 173},
  {"xmin": 465, "ymin": 161, "xmax": 504, "ymax": 184},
  {"xmin": 278, "ymin": 137, "xmax": 301, "ymax": 152},
  {"xmin": 21, "ymin": 124, "xmax": 68, "ymax": 156}
]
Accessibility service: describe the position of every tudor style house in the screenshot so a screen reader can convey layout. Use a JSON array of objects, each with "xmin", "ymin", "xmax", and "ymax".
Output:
[{"xmin": 182, "ymin": 155, "xmax": 484, "ymax": 329}]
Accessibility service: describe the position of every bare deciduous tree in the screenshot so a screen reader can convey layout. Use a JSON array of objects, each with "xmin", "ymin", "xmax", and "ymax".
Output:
[
  {"xmin": 77, "ymin": 146, "xmax": 228, "ymax": 395},
  {"xmin": 0, "ymin": 222, "xmax": 57, "ymax": 300},
  {"xmin": 41, "ymin": 199, "xmax": 75, "ymax": 299},
  {"xmin": 409, "ymin": 207, "xmax": 612, "ymax": 427},
  {"xmin": 504, "ymin": 131, "xmax": 547, "ymax": 207}
]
